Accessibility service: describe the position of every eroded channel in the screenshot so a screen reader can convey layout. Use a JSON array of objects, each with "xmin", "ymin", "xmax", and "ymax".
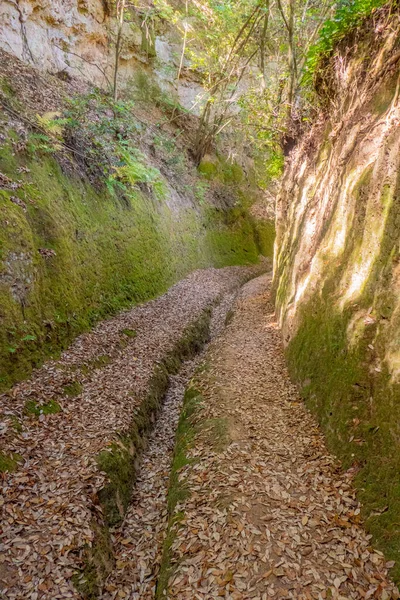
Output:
[{"xmin": 100, "ymin": 291, "xmax": 239, "ymax": 599}]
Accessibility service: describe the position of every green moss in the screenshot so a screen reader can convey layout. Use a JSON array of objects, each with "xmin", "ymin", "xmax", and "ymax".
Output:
[
  {"xmin": 96, "ymin": 310, "xmax": 210, "ymax": 527},
  {"xmin": 156, "ymin": 385, "xmax": 203, "ymax": 599},
  {"xmin": 121, "ymin": 328, "xmax": 137, "ymax": 338},
  {"xmin": 198, "ymin": 159, "xmax": 219, "ymax": 179},
  {"xmin": 203, "ymin": 417, "xmax": 229, "ymax": 452},
  {"xmin": 72, "ymin": 521, "xmax": 114, "ymax": 600},
  {"xmin": 280, "ymin": 158, "xmax": 400, "ymax": 583},
  {"xmin": 371, "ymin": 73, "xmax": 399, "ymax": 116},
  {"xmin": 252, "ymin": 219, "xmax": 275, "ymax": 257},
  {"xmin": 91, "ymin": 355, "xmax": 112, "ymax": 370},
  {"xmin": 0, "ymin": 137, "xmax": 261, "ymax": 392},
  {"xmin": 222, "ymin": 162, "xmax": 244, "ymax": 184},
  {"xmin": 97, "ymin": 434, "xmax": 137, "ymax": 526},
  {"xmin": 205, "ymin": 207, "xmax": 259, "ymax": 266},
  {"xmin": 24, "ymin": 399, "xmax": 62, "ymax": 417},
  {"xmin": 10, "ymin": 416, "xmax": 22, "ymax": 433},
  {"xmin": 198, "ymin": 156, "xmax": 244, "ymax": 185},
  {"xmin": 0, "ymin": 451, "xmax": 23, "ymax": 473},
  {"xmin": 76, "ymin": 310, "xmax": 211, "ymax": 598},
  {"xmin": 157, "ymin": 362, "xmax": 232, "ymax": 597},
  {"xmin": 0, "ymin": 77, "xmax": 16, "ymax": 98},
  {"xmin": 287, "ymin": 295, "xmax": 400, "ymax": 582},
  {"xmin": 63, "ymin": 381, "xmax": 83, "ymax": 397}
]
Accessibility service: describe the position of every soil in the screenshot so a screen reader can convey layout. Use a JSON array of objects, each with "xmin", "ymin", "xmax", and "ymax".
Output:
[
  {"xmin": 100, "ymin": 291, "xmax": 238, "ymax": 600},
  {"xmin": 1, "ymin": 269, "xmax": 398, "ymax": 600}
]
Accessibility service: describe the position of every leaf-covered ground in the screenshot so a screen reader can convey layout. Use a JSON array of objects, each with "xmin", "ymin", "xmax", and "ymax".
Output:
[
  {"xmin": 0, "ymin": 265, "xmax": 261, "ymax": 599},
  {"xmin": 1, "ymin": 267, "xmax": 398, "ymax": 600},
  {"xmin": 100, "ymin": 290, "xmax": 238, "ymax": 599},
  {"xmin": 161, "ymin": 274, "xmax": 399, "ymax": 600}
]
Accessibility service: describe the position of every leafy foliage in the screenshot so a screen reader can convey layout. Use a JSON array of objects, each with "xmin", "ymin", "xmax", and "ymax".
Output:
[
  {"xmin": 111, "ymin": 149, "xmax": 167, "ymax": 200},
  {"xmin": 305, "ymin": 0, "xmax": 388, "ymax": 79}
]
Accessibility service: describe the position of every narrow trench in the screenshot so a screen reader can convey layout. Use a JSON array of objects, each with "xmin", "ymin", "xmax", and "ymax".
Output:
[{"xmin": 101, "ymin": 290, "xmax": 239, "ymax": 600}]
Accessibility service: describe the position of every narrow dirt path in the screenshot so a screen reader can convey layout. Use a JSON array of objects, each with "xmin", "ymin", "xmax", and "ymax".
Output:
[
  {"xmin": 101, "ymin": 293, "xmax": 237, "ymax": 600},
  {"xmin": 0, "ymin": 266, "xmax": 261, "ymax": 600},
  {"xmin": 163, "ymin": 275, "xmax": 399, "ymax": 600}
]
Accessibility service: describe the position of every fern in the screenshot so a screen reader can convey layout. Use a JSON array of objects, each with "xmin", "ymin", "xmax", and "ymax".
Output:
[{"xmin": 112, "ymin": 149, "xmax": 167, "ymax": 200}]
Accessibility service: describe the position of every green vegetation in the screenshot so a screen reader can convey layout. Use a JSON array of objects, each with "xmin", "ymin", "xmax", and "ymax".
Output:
[
  {"xmin": 287, "ymin": 295, "xmax": 400, "ymax": 582},
  {"xmin": 198, "ymin": 155, "xmax": 245, "ymax": 185},
  {"xmin": 305, "ymin": 0, "xmax": 388, "ymax": 78},
  {"xmin": 63, "ymin": 381, "xmax": 83, "ymax": 397},
  {"xmin": 0, "ymin": 128, "xmax": 262, "ymax": 391},
  {"xmin": 110, "ymin": 148, "xmax": 167, "ymax": 200},
  {"xmin": 0, "ymin": 8, "xmax": 278, "ymax": 398},
  {"xmin": 157, "ymin": 358, "xmax": 231, "ymax": 598},
  {"xmin": 252, "ymin": 219, "xmax": 275, "ymax": 258},
  {"xmin": 24, "ymin": 399, "xmax": 61, "ymax": 417},
  {"xmin": 0, "ymin": 451, "xmax": 23, "ymax": 473},
  {"xmin": 156, "ymin": 385, "xmax": 204, "ymax": 599},
  {"xmin": 76, "ymin": 311, "xmax": 211, "ymax": 597},
  {"xmin": 90, "ymin": 356, "xmax": 112, "ymax": 371},
  {"xmin": 72, "ymin": 521, "xmax": 114, "ymax": 600},
  {"xmin": 282, "ymin": 133, "xmax": 400, "ymax": 584},
  {"xmin": 120, "ymin": 328, "xmax": 137, "ymax": 338},
  {"xmin": 96, "ymin": 311, "xmax": 210, "ymax": 526}
]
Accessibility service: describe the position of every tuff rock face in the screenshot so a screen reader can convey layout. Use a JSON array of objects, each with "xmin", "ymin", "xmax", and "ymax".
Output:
[
  {"xmin": 0, "ymin": 1, "xmax": 110, "ymax": 82},
  {"xmin": 0, "ymin": 0, "xmax": 203, "ymax": 112},
  {"xmin": 273, "ymin": 8, "xmax": 400, "ymax": 574}
]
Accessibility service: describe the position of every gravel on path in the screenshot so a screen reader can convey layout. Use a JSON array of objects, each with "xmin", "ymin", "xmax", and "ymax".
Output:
[{"xmin": 163, "ymin": 274, "xmax": 399, "ymax": 600}]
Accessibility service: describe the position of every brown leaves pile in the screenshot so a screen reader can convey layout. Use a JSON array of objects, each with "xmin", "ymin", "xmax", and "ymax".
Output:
[
  {"xmin": 101, "ymin": 291, "xmax": 239, "ymax": 600},
  {"xmin": 164, "ymin": 275, "xmax": 399, "ymax": 600},
  {"xmin": 0, "ymin": 265, "xmax": 258, "ymax": 599}
]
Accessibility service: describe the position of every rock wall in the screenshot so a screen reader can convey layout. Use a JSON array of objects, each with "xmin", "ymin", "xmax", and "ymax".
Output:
[
  {"xmin": 273, "ymin": 6, "xmax": 400, "ymax": 579},
  {"xmin": 0, "ymin": 49, "xmax": 273, "ymax": 392},
  {"xmin": 0, "ymin": 0, "xmax": 203, "ymax": 112},
  {"xmin": 1, "ymin": 0, "xmax": 111, "ymax": 82}
]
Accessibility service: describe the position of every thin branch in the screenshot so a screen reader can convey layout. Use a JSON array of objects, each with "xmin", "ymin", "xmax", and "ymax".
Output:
[
  {"xmin": 52, "ymin": 43, "xmax": 112, "ymax": 89},
  {"xmin": 177, "ymin": 0, "xmax": 189, "ymax": 82}
]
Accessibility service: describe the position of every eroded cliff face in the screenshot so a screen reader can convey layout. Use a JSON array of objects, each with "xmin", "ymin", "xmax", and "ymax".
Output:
[
  {"xmin": 1, "ymin": 0, "xmax": 113, "ymax": 81},
  {"xmin": 0, "ymin": 0, "xmax": 204, "ymax": 112},
  {"xmin": 274, "ymin": 8, "xmax": 400, "ymax": 577}
]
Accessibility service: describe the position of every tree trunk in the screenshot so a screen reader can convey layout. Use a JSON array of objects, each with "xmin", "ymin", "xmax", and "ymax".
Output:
[
  {"xmin": 260, "ymin": 0, "xmax": 270, "ymax": 90},
  {"xmin": 113, "ymin": 0, "xmax": 125, "ymax": 102}
]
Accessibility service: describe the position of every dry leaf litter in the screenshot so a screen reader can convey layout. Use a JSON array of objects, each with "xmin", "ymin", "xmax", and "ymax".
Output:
[
  {"xmin": 0, "ymin": 265, "xmax": 260, "ymax": 599},
  {"xmin": 164, "ymin": 274, "xmax": 399, "ymax": 600},
  {"xmin": 101, "ymin": 289, "xmax": 239, "ymax": 600}
]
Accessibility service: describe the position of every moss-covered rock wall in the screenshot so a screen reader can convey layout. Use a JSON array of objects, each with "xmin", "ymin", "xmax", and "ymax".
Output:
[
  {"xmin": 0, "ymin": 46, "xmax": 275, "ymax": 392},
  {"xmin": 0, "ymin": 140, "xmax": 265, "ymax": 391},
  {"xmin": 274, "ymin": 7, "xmax": 400, "ymax": 581}
]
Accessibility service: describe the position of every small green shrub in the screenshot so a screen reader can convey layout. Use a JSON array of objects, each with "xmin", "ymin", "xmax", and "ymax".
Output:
[
  {"xmin": 112, "ymin": 149, "xmax": 167, "ymax": 199},
  {"xmin": 27, "ymin": 132, "xmax": 55, "ymax": 154},
  {"xmin": 265, "ymin": 150, "xmax": 284, "ymax": 182}
]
